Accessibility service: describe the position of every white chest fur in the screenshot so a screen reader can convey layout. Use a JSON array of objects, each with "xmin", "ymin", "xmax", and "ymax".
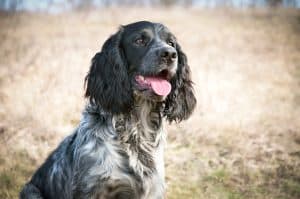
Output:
[{"xmin": 112, "ymin": 100, "xmax": 166, "ymax": 198}]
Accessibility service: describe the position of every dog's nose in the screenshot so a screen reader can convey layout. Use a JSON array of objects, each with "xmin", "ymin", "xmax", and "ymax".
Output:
[{"xmin": 160, "ymin": 48, "xmax": 177, "ymax": 62}]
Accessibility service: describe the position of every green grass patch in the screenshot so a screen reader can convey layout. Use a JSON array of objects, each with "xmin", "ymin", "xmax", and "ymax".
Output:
[
  {"xmin": 281, "ymin": 179, "xmax": 300, "ymax": 198},
  {"xmin": 207, "ymin": 168, "xmax": 230, "ymax": 182},
  {"xmin": 168, "ymin": 180, "xmax": 204, "ymax": 199},
  {"xmin": 203, "ymin": 168, "xmax": 243, "ymax": 199}
]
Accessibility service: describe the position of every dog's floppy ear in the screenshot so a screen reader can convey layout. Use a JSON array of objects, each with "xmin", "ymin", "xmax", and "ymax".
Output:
[
  {"xmin": 164, "ymin": 43, "xmax": 196, "ymax": 122},
  {"xmin": 85, "ymin": 27, "xmax": 133, "ymax": 114}
]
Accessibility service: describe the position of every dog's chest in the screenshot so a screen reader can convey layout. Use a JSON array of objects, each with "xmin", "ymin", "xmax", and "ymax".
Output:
[{"xmin": 111, "ymin": 104, "xmax": 166, "ymax": 198}]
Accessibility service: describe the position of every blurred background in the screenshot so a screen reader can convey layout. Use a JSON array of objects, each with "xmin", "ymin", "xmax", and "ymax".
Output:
[{"xmin": 0, "ymin": 0, "xmax": 300, "ymax": 198}]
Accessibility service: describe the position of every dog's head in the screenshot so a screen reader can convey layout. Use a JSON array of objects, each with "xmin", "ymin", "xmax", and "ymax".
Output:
[{"xmin": 85, "ymin": 21, "xmax": 196, "ymax": 122}]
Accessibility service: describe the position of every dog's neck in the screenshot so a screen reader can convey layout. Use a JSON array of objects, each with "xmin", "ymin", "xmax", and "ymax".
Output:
[
  {"xmin": 84, "ymin": 99, "xmax": 165, "ymax": 142},
  {"xmin": 114, "ymin": 98, "xmax": 164, "ymax": 142}
]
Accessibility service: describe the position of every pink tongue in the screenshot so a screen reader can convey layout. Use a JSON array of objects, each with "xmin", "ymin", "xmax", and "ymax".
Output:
[{"xmin": 145, "ymin": 77, "xmax": 171, "ymax": 96}]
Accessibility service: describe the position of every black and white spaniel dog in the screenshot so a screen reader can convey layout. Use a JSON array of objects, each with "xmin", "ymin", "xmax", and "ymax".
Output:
[{"xmin": 20, "ymin": 21, "xmax": 196, "ymax": 199}]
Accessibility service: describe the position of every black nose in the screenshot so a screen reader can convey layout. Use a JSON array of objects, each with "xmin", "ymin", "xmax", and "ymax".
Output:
[{"xmin": 160, "ymin": 48, "xmax": 177, "ymax": 62}]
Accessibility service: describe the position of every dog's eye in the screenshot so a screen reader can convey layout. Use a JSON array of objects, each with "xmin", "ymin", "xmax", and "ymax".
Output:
[
  {"xmin": 167, "ymin": 40, "xmax": 175, "ymax": 47},
  {"xmin": 134, "ymin": 37, "xmax": 147, "ymax": 46}
]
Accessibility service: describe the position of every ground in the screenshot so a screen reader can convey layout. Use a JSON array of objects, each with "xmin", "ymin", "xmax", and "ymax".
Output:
[{"xmin": 0, "ymin": 7, "xmax": 299, "ymax": 199}]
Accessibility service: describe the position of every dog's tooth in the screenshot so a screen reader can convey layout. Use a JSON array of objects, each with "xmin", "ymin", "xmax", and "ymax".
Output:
[{"xmin": 137, "ymin": 75, "xmax": 145, "ymax": 81}]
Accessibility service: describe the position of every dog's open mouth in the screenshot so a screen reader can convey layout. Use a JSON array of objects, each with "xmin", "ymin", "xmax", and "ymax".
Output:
[{"xmin": 135, "ymin": 70, "xmax": 172, "ymax": 97}]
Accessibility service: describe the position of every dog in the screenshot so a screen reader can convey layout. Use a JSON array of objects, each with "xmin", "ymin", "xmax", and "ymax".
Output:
[{"xmin": 20, "ymin": 21, "xmax": 196, "ymax": 199}]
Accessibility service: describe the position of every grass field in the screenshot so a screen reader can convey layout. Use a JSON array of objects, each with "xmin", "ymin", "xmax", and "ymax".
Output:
[{"xmin": 0, "ymin": 7, "xmax": 300, "ymax": 199}]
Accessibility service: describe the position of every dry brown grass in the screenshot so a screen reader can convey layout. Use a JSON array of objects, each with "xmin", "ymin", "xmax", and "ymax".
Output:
[{"xmin": 0, "ymin": 7, "xmax": 300, "ymax": 199}]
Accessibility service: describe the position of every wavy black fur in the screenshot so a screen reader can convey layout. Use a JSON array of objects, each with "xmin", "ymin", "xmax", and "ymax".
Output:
[
  {"xmin": 164, "ymin": 43, "xmax": 197, "ymax": 122},
  {"xmin": 85, "ymin": 28, "xmax": 133, "ymax": 114}
]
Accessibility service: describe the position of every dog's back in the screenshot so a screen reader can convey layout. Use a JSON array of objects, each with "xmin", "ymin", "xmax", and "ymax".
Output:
[{"xmin": 21, "ymin": 134, "xmax": 75, "ymax": 199}]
